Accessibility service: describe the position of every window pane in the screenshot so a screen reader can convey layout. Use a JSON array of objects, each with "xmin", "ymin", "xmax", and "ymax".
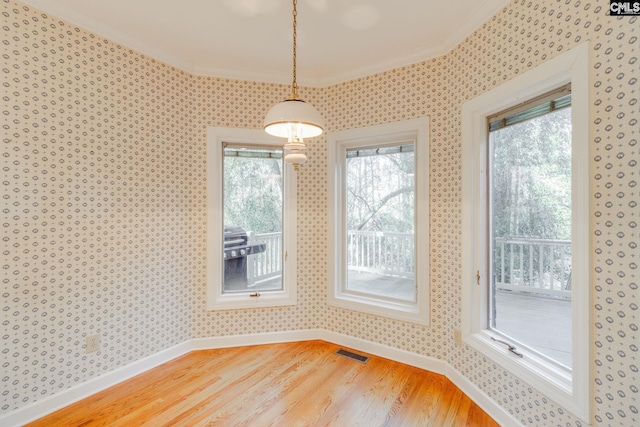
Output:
[
  {"xmin": 489, "ymin": 106, "xmax": 572, "ymax": 368},
  {"xmin": 345, "ymin": 144, "xmax": 415, "ymax": 302},
  {"xmin": 222, "ymin": 146, "xmax": 283, "ymax": 293}
]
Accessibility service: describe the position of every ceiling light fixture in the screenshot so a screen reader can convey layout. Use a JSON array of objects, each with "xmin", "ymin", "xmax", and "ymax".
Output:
[{"xmin": 264, "ymin": 0, "xmax": 324, "ymax": 170}]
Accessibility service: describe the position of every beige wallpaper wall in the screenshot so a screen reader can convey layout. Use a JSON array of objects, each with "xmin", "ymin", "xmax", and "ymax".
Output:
[
  {"xmin": 2, "ymin": 0, "xmax": 638, "ymax": 425},
  {"xmin": 190, "ymin": 76, "xmax": 326, "ymax": 336},
  {"xmin": 2, "ymin": 0, "xmax": 198, "ymax": 413},
  {"xmin": 323, "ymin": 2, "xmax": 638, "ymax": 425}
]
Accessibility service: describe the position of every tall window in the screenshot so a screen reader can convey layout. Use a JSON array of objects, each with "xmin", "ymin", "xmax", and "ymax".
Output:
[
  {"xmin": 328, "ymin": 119, "xmax": 429, "ymax": 325},
  {"xmin": 462, "ymin": 44, "xmax": 589, "ymax": 421},
  {"xmin": 207, "ymin": 128, "xmax": 297, "ymax": 310},
  {"xmin": 488, "ymin": 86, "xmax": 573, "ymax": 368},
  {"xmin": 345, "ymin": 144, "xmax": 416, "ymax": 301},
  {"xmin": 222, "ymin": 145, "xmax": 284, "ymax": 294}
]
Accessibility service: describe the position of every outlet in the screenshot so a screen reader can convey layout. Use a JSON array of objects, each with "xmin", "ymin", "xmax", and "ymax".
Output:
[
  {"xmin": 86, "ymin": 334, "xmax": 100, "ymax": 354},
  {"xmin": 453, "ymin": 329, "xmax": 462, "ymax": 347}
]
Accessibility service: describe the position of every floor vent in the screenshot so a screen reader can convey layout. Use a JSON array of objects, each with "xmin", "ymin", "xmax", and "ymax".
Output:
[{"xmin": 335, "ymin": 348, "xmax": 370, "ymax": 364}]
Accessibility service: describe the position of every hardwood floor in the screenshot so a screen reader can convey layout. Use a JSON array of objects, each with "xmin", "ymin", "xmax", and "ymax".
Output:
[{"xmin": 26, "ymin": 341, "xmax": 498, "ymax": 427}]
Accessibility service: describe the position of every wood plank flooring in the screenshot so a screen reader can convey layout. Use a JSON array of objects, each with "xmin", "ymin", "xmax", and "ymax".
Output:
[{"xmin": 26, "ymin": 340, "xmax": 498, "ymax": 427}]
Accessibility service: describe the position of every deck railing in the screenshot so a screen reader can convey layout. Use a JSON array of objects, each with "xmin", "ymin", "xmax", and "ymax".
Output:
[
  {"xmin": 247, "ymin": 232, "xmax": 283, "ymax": 286},
  {"xmin": 247, "ymin": 231, "xmax": 416, "ymax": 284},
  {"xmin": 494, "ymin": 237, "xmax": 572, "ymax": 299},
  {"xmin": 247, "ymin": 233, "xmax": 571, "ymax": 299},
  {"xmin": 346, "ymin": 230, "xmax": 414, "ymax": 278}
]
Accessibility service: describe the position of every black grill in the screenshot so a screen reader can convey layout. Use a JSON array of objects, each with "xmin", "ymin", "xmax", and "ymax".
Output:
[{"xmin": 224, "ymin": 225, "xmax": 266, "ymax": 289}]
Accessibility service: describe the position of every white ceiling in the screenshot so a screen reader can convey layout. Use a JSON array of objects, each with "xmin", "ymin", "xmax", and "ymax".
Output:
[{"xmin": 20, "ymin": 0, "xmax": 509, "ymax": 87}]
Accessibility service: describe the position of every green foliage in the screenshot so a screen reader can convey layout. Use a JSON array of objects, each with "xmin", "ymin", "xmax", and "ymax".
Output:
[
  {"xmin": 346, "ymin": 150, "xmax": 414, "ymax": 233},
  {"xmin": 223, "ymin": 156, "xmax": 283, "ymax": 234},
  {"xmin": 491, "ymin": 107, "xmax": 572, "ymax": 240}
]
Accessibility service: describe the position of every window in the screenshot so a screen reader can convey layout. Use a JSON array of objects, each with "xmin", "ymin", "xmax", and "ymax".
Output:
[
  {"xmin": 207, "ymin": 128, "xmax": 297, "ymax": 310},
  {"xmin": 328, "ymin": 118, "xmax": 429, "ymax": 325},
  {"xmin": 222, "ymin": 145, "xmax": 284, "ymax": 293},
  {"xmin": 462, "ymin": 44, "xmax": 589, "ymax": 421},
  {"xmin": 488, "ymin": 85, "xmax": 573, "ymax": 368}
]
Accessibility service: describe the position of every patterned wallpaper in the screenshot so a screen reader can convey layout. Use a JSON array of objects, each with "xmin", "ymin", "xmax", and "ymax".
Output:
[
  {"xmin": 323, "ymin": 2, "xmax": 638, "ymax": 425},
  {"xmin": 1, "ymin": 0, "xmax": 198, "ymax": 413},
  {"xmin": 190, "ymin": 76, "xmax": 326, "ymax": 336},
  {"xmin": 2, "ymin": 0, "xmax": 638, "ymax": 426}
]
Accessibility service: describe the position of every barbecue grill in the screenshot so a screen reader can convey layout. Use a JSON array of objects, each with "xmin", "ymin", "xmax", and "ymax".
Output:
[{"xmin": 224, "ymin": 225, "xmax": 266, "ymax": 289}]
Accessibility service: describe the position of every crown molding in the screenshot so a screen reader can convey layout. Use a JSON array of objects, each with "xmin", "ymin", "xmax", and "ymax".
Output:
[
  {"xmin": 19, "ymin": 0, "xmax": 510, "ymax": 88},
  {"xmin": 19, "ymin": 0, "xmax": 197, "ymax": 74}
]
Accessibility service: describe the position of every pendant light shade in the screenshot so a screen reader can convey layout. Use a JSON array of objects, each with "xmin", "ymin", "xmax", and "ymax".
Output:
[
  {"xmin": 264, "ymin": 99, "xmax": 324, "ymax": 139},
  {"xmin": 263, "ymin": 0, "xmax": 324, "ymax": 170}
]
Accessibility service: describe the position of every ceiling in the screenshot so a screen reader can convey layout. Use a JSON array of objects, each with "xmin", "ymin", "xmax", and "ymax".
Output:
[{"xmin": 20, "ymin": 0, "xmax": 509, "ymax": 87}]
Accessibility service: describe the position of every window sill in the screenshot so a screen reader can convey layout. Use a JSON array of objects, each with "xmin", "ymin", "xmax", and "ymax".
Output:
[
  {"xmin": 464, "ymin": 330, "xmax": 586, "ymax": 421},
  {"xmin": 207, "ymin": 289, "xmax": 296, "ymax": 311},
  {"xmin": 328, "ymin": 291, "xmax": 428, "ymax": 325}
]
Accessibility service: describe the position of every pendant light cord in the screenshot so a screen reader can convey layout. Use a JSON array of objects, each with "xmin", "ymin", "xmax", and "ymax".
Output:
[{"xmin": 291, "ymin": 0, "xmax": 299, "ymax": 100}]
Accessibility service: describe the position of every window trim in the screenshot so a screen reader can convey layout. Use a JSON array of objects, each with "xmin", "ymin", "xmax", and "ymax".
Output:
[
  {"xmin": 328, "ymin": 118, "xmax": 430, "ymax": 325},
  {"xmin": 206, "ymin": 127, "xmax": 297, "ymax": 310},
  {"xmin": 461, "ymin": 43, "xmax": 590, "ymax": 422}
]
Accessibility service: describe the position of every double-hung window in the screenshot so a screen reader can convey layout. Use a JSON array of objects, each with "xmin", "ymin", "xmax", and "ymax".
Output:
[
  {"xmin": 328, "ymin": 119, "xmax": 429, "ymax": 325},
  {"xmin": 207, "ymin": 128, "xmax": 297, "ymax": 310},
  {"xmin": 462, "ymin": 44, "xmax": 589, "ymax": 421}
]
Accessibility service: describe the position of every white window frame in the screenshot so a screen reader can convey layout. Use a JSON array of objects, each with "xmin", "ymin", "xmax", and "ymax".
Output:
[
  {"xmin": 328, "ymin": 118, "xmax": 430, "ymax": 325},
  {"xmin": 206, "ymin": 127, "xmax": 297, "ymax": 310},
  {"xmin": 461, "ymin": 43, "xmax": 590, "ymax": 422}
]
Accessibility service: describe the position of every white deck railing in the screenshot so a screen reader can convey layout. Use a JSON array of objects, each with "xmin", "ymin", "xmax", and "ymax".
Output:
[
  {"xmin": 346, "ymin": 230, "xmax": 414, "ymax": 278},
  {"xmin": 247, "ymin": 232, "xmax": 282, "ymax": 286},
  {"xmin": 494, "ymin": 237, "xmax": 572, "ymax": 299},
  {"xmin": 247, "ymin": 232, "xmax": 571, "ymax": 299},
  {"xmin": 247, "ymin": 231, "xmax": 417, "ymax": 284}
]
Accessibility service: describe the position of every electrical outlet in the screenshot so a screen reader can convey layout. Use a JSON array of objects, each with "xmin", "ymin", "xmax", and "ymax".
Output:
[
  {"xmin": 86, "ymin": 334, "xmax": 100, "ymax": 354},
  {"xmin": 453, "ymin": 329, "xmax": 462, "ymax": 347}
]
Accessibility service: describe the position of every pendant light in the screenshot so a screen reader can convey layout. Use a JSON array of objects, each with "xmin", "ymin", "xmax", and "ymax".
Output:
[{"xmin": 264, "ymin": 0, "xmax": 325, "ymax": 170}]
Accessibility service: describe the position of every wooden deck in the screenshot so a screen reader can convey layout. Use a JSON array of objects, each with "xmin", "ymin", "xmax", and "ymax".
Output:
[
  {"xmin": 347, "ymin": 270, "xmax": 415, "ymax": 301},
  {"xmin": 495, "ymin": 291, "xmax": 571, "ymax": 367},
  {"xmin": 346, "ymin": 271, "xmax": 572, "ymax": 367}
]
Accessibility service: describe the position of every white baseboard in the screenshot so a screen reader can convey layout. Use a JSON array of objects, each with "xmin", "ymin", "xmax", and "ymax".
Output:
[
  {"xmin": 316, "ymin": 329, "xmax": 446, "ymax": 373},
  {"xmin": 1, "ymin": 341, "xmax": 192, "ymax": 427},
  {"xmin": 191, "ymin": 329, "xmax": 317, "ymax": 350},
  {"xmin": 2, "ymin": 330, "xmax": 518, "ymax": 427},
  {"xmin": 445, "ymin": 365, "xmax": 520, "ymax": 427}
]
